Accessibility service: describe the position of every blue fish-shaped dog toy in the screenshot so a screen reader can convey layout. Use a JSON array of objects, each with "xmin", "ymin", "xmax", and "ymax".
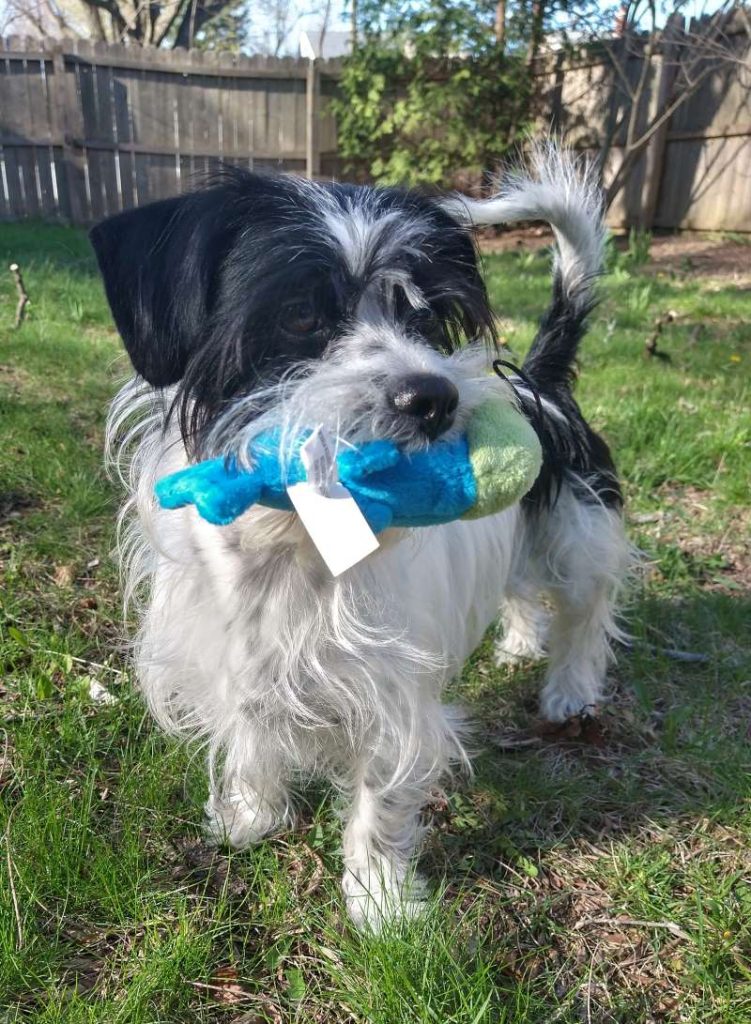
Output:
[{"xmin": 155, "ymin": 395, "xmax": 542, "ymax": 535}]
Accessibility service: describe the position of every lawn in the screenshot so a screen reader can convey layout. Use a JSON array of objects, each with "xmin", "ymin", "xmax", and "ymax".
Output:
[{"xmin": 0, "ymin": 222, "xmax": 749, "ymax": 1024}]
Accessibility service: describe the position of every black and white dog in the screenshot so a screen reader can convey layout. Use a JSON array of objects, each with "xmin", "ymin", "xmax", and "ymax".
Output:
[{"xmin": 92, "ymin": 145, "xmax": 629, "ymax": 929}]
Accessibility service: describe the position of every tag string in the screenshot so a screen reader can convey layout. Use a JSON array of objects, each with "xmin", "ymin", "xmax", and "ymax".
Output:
[{"xmin": 492, "ymin": 359, "xmax": 545, "ymax": 436}]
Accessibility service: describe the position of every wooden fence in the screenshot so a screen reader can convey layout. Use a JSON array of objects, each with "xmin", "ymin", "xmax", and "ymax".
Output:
[
  {"xmin": 535, "ymin": 18, "xmax": 751, "ymax": 232},
  {"xmin": 1, "ymin": 33, "xmax": 750, "ymax": 231},
  {"xmin": 0, "ymin": 37, "xmax": 341, "ymax": 224}
]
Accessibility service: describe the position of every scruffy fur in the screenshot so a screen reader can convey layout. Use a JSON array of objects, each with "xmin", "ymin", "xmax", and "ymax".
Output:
[{"xmin": 96, "ymin": 145, "xmax": 630, "ymax": 930}]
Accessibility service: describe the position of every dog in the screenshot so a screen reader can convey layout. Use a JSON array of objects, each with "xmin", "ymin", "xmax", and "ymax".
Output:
[{"xmin": 92, "ymin": 145, "xmax": 629, "ymax": 930}]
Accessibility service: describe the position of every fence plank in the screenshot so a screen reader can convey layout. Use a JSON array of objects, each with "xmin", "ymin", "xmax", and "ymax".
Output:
[
  {"xmin": 70, "ymin": 39, "xmax": 94, "ymax": 221},
  {"xmin": 20, "ymin": 52, "xmax": 53, "ymax": 216},
  {"xmin": 306, "ymin": 59, "xmax": 319, "ymax": 178},
  {"xmin": 10, "ymin": 49, "xmax": 40, "ymax": 218},
  {"xmin": 39, "ymin": 55, "xmax": 66, "ymax": 217},
  {"xmin": 656, "ymin": 134, "xmax": 751, "ymax": 231}
]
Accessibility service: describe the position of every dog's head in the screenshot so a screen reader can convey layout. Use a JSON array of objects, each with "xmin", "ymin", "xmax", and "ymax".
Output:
[{"xmin": 91, "ymin": 171, "xmax": 498, "ymax": 457}]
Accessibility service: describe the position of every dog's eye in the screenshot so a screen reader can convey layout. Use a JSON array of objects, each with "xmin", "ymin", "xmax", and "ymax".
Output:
[
  {"xmin": 409, "ymin": 307, "xmax": 446, "ymax": 346},
  {"xmin": 281, "ymin": 298, "xmax": 322, "ymax": 336},
  {"xmin": 412, "ymin": 308, "xmax": 438, "ymax": 328}
]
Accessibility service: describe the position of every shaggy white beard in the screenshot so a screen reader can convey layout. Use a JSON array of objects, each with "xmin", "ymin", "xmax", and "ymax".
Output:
[{"xmin": 202, "ymin": 330, "xmax": 499, "ymax": 468}]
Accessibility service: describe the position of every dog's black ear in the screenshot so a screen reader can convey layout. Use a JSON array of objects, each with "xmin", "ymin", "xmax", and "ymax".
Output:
[{"xmin": 90, "ymin": 191, "xmax": 231, "ymax": 386}]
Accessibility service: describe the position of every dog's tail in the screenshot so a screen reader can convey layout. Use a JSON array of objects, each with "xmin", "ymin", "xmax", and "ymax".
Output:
[{"xmin": 443, "ymin": 143, "xmax": 605, "ymax": 392}]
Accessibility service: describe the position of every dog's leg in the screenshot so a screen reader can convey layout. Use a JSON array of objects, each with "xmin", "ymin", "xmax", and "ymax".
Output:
[
  {"xmin": 204, "ymin": 786, "xmax": 283, "ymax": 848},
  {"xmin": 204, "ymin": 756, "xmax": 289, "ymax": 849},
  {"xmin": 341, "ymin": 769, "xmax": 429, "ymax": 932},
  {"xmin": 495, "ymin": 586, "xmax": 549, "ymax": 666},
  {"xmin": 540, "ymin": 583, "xmax": 614, "ymax": 722},
  {"xmin": 538, "ymin": 495, "xmax": 629, "ymax": 722}
]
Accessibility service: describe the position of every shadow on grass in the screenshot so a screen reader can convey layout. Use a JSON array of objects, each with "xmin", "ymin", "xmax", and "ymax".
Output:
[{"xmin": 422, "ymin": 587, "xmax": 751, "ymax": 886}]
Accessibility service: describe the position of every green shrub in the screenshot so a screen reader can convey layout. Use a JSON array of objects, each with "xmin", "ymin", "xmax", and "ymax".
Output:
[{"xmin": 332, "ymin": 1, "xmax": 530, "ymax": 188}]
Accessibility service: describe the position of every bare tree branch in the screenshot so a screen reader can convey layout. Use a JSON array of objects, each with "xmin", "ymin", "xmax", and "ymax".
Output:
[
  {"xmin": 1, "ymin": 0, "xmax": 242, "ymax": 48},
  {"xmin": 2, "ymin": 0, "xmax": 76, "ymax": 36},
  {"xmin": 85, "ymin": 0, "xmax": 135, "ymax": 40},
  {"xmin": 246, "ymin": 0, "xmax": 302, "ymax": 57},
  {"xmin": 85, "ymin": 4, "xmax": 109, "ymax": 40},
  {"xmin": 317, "ymin": 0, "xmax": 333, "ymax": 55},
  {"xmin": 566, "ymin": 0, "xmax": 749, "ymax": 214},
  {"xmin": 154, "ymin": 0, "xmax": 192, "ymax": 46},
  {"xmin": 172, "ymin": 0, "xmax": 225, "ymax": 48},
  {"xmin": 9, "ymin": 263, "xmax": 29, "ymax": 329}
]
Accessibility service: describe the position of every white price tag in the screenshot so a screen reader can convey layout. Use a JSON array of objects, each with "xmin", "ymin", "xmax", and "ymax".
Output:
[
  {"xmin": 299, "ymin": 425, "xmax": 339, "ymax": 491},
  {"xmin": 287, "ymin": 428, "xmax": 380, "ymax": 577}
]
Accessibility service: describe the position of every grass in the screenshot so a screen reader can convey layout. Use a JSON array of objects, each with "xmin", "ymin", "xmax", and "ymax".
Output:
[{"xmin": 1, "ymin": 221, "xmax": 750, "ymax": 1023}]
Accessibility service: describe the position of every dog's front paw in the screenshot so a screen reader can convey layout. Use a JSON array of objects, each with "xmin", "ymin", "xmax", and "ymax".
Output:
[
  {"xmin": 494, "ymin": 619, "xmax": 548, "ymax": 669},
  {"xmin": 494, "ymin": 641, "xmax": 543, "ymax": 669},
  {"xmin": 204, "ymin": 791, "xmax": 280, "ymax": 849},
  {"xmin": 342, "ymin": 859, "xmax": 427, "ymax": 933},
  {"xmin": 539, "ymin": 684, "xmax": 599, "ymax": 724}
]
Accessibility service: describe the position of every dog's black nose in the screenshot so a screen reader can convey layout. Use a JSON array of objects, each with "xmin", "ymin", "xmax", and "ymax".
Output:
[{"xmin": 388, "ymin": 373, "xmax": 460, "ymax": 440}]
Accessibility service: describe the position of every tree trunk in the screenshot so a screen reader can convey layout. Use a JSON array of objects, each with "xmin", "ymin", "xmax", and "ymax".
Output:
[
  {"xmin": 495, "ymin": 0, "xmax": 506, "ymax": 51},
  {"xmin": 86, "ymin": 5, "xmax": 108, "ymax": 41},
  {"xmin": 526, "ymin": 0, "xmax": 545, "ymax": 66},
  {"xmin": 173, "ymin": 0, "xmax": 221, "ymax": 49}
]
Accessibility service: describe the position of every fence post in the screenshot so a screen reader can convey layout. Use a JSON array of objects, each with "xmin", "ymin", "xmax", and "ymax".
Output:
[
  {"xmin": 306, "ymin": 57, "xmax": 320, "ymax": 179},
  {"xmin": 49, "ymin": 44, "xmax": 82, "ymax": 224},
  {"xmin": 638, "ymin": 13, "xmax": 683, "ymax": 229}
]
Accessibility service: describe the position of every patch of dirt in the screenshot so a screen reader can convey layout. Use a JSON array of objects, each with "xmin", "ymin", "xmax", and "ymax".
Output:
[
  {"xmin": 677, "ymin": 518, "xmax": 751, "ymax": 592},
  {"xmin": 477, "ymin": 225, "xmax": 554, "ymax": 253},
  {"xmin": 0, "ymin": 363, "xmax": 32, "ymax": 394},
  {"xmin": 633, "ymin": 484, "xmax": 751, "ymax": 593},
  {"xmin": 647, "ymin": 235, "xmax": 751, "ymax": 287},
  {"xmin": 478, "ymin": 227, "xmax": 751, "ymax": 286},
  {"xmin": 0, "ymin": 490, "xmax": 40, "ymax": 525}
]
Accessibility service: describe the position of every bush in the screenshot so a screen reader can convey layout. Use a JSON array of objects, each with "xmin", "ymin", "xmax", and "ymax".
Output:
[{"xmin": 331, "ymin": 1, "xmax": 530, "ymax": 189}]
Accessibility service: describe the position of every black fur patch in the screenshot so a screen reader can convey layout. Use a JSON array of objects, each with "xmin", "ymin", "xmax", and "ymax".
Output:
[
  {"xmin": 91, "ymin": 171, "xmax": 496, "ymax": 451},
  {"xmin": 520, "ymin": 273, "xmax": 622, "ymax": 510}
]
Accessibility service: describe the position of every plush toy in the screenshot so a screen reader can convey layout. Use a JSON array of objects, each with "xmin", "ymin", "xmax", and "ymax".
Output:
[{"xmin": 155, "ymin": 393, "xmax": 542, "ymax": 534}]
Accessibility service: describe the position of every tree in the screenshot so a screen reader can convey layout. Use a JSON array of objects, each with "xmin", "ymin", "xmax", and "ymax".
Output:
[
  {"xmin": 526, "ymin": 0, "xmax": 546, "ymax": 63},
  {"xmin": 332, "ymin": 0, "xmax": 611, "ymax": 188},
  {"xmin": 503, "ymin": 0, "xmax": 610, "ymax": 60},
  {"xmin": 494, "ymin": 0, "xmax": 506, "ymax": 51},
  {"xmin": 1, "ymin": 0, "xmax": 251, "ymax": 49},
  {"xmin": 193, "ymin": 0, "xmax": 250, "ymax": 51}
]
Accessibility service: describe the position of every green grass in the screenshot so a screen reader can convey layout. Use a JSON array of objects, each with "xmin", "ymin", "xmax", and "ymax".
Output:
[{"xmin": 1, "ymin": 223, "xmax": 750, "ymax": 1023}]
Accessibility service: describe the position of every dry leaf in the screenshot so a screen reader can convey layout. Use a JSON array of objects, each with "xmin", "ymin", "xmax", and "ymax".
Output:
[
  {"xmin": 89, "ymin": 680, "xmax": 117, "ymax": 705},
  {"xmin": 191, "ymin": 966, "xmax": 265, "ymax": 1007},
  {"xmin": 192, "ymin": 979, "xmax": 248, "ymax": 1006},
  {"xmin": 53, "ymin": 564, "xmax": 74, "ymax": 587},
  {"xmin": 538, "ymin": 713, "xmax": 607, "ymax": 748}
]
